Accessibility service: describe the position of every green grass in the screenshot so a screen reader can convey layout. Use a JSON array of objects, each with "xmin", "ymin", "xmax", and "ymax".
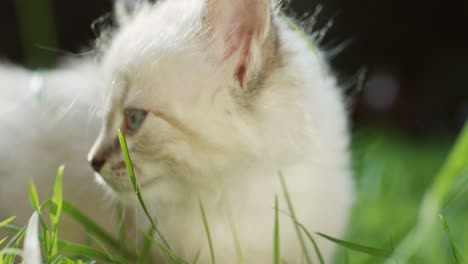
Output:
[
  {"xmin": 1, "ymin": 125, "xmax": 467, "ymax": 264},
  {"xmin": 338, "ymin": 126, "xmax": 468, "ymax": 264},
  {"xmin": 279, "ymin": 173, "xmax": 313, "ymax": 264},
  {"xmin": 1, "ymin": 125, "xmax": 468, "ymax": 263},
  {"xmin": 273, "ymin": 196, "xmax": 280, "ymax": 264}
]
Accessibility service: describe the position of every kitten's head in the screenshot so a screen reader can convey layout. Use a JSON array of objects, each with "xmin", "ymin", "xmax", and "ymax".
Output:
[{"xmin": 88, "ymin": 0, "xmax": 282, "ymax": 202}]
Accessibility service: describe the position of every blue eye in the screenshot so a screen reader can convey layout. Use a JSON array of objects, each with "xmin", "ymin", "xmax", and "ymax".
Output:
[{"xmin": 125, "ymin": 108, "xmax": 148, "ymax": 132}]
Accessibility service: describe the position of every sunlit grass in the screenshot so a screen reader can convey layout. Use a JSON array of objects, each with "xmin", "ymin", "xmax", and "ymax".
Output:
[
  {"xmin": 199, "ymin": 200, "xmax": 216, "ymax": 264},
  {"xmin": 279, "ymin": 173, "xmax": 312, "ymax": 264},
  {"xmin": 384, "ymin": 123, "xmax": 468, "ymax": 264},
  {"xmin": 0, "ymin": 125, "xmax": 467, "ymax": 263},
  {"xmin": 339, "ymin": 125, "xmax": 468, "ymax": 263}
]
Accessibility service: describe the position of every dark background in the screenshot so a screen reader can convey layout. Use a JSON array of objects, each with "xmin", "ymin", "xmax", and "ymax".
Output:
[{"xmin": 1, "ymin": 0, "xmax": 467, "ymax": 135}]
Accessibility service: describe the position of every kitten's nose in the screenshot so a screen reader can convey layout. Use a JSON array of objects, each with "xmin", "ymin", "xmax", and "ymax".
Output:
[{"xmin": 90, "ymin": 157, "xmax": 105, "ymax": 172}]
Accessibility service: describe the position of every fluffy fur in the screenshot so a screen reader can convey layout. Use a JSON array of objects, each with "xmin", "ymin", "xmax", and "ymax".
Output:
[
  {"xmin": 0, "ymin": 60, "xmax": 118, "ymax": 241},
  {"xmin": 88, "ymin": 0, "xmax": 355, "ymax": 263}
]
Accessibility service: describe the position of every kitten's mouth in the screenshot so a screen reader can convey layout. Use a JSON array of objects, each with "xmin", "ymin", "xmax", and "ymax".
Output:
[
  {"xmin": 96, "ymin": 166, "xmax": 164, "ymax": 194},
  {"xmin": 141, "ymin": 176, "xmax": 164, "ymax": 188},
  {"xmin": 95, "ymin": 159, "xmax": 171, "ymax": 194},
  {"xmin": 111, "ymin": 161, "xmax": 127, "ymax": 171},
  {"xmin": 117, "ymin": 176, "xmax": 165, "ymax": 194}
]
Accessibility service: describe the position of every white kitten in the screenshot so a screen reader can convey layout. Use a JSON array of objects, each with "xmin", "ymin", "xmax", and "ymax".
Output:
[
  {"xmin": 0, "ymin": 60, "xmax": 117, "ymax": 242},
  {"xmin": 88, "ymin": 0, "xmax": 355, "ymax": 263}
]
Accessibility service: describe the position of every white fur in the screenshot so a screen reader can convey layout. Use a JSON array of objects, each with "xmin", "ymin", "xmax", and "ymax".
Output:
[
  {"xmin": 89, "ymin": 0, "xmax": 355, "ymax": 263},
  {"xmin": 0, "ymin": 60, "xmax": 118, "ymax": 242}
]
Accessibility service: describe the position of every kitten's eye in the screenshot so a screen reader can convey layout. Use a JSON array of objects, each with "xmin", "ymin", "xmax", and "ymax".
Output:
[{"xmin": 125, "ymin": 108, "xmax": 148, "ymax": 132}]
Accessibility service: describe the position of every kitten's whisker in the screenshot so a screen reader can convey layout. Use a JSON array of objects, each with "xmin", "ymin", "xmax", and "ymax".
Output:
[
  {"xmin": 304, "ymin": 4, "xmax": 324, "ymax": 34},
  {"xmin": 104, "ymin": 95, "xmax": 112, "ymax": 110},
  {"xmin": 88, "ymin": 104, "xmax": 100, "ymax": 122},
  {"xmin": 322, "ymin": 39, "xmax": 353, "ymax": 60},
  {"xmin": 315, "ymin": 18, "xmax": 334, "ymax": 44},
  {"xmin": 56, "ymin": 96, "xmax": 80, "ymax": 121},
  {"xmin": 35, "ymin": 44, "xmax": 98, "ymax": 57}
]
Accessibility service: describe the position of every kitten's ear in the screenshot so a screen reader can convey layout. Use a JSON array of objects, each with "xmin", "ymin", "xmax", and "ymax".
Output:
[
  {"xmin": 203, "ymin": 0, "xmax": 277, "ymax": 88},
  {"xmin": 114, "ymin": 0, "xmax": 151, "ymax": 25}
]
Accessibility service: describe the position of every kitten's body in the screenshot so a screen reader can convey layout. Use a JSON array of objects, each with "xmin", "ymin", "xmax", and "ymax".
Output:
[{"xmin": 90, "ymin": 0, "xmax": 354, "ymax": 263}]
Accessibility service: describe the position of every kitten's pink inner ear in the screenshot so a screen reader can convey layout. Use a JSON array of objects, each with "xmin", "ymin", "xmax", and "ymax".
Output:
[
  {"xmin": 234, "ymin": 31, "xmax": 253, "ymax": 87},
  {"xmin": 206, "ymin": 0, "xmax": 270, "ymax": 87}
]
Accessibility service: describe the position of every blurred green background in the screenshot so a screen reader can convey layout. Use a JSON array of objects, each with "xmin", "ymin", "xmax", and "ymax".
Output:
[{"xmin": 0, "ymin": 0, "xmax": 467, "ymax": 263}]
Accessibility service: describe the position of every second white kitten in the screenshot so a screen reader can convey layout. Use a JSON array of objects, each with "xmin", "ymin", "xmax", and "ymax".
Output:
[{"xmin": 0, "ymin": 60, "xmax": 118, "ymax": 242}]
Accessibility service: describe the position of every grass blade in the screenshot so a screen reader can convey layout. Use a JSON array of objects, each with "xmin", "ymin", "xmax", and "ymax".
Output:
[
  {"xmin": 439, "ymin": 214, "xmax": 465, "ymax": 263},
  {"xmin": 89, "ymin": 235, "xmax": 118, "ymax": 264},
  {"xmin": 273, "ymin": 196, "xmax": 280, "ymax": 264},
  {"xmin": 117, "ymin": 130, "xmax": 170, "ymax": 249},
  {"xmin": 1, "ymin": 224, "xmax": 25, "ymax": 246},
  {"xmin": 298, "ymin": 225, "xmax": 324, "ymax": 264},
  {"xmin": 316, "ymin": 232, "xmax": 390, "ymax": 257},
  {"xmin": 0, "ymin": 249, "xmax": 22, "ymax": 256},
  {"xmin": 0, "ymin": 217, "xmax": 16, "ymax": 229},
  {"xmin": 50, "ymin": 256, "xmax": 63, "ymax": 264},
  {"xmin": 191, "ymin": 250, "xmax": 201, "ymax": 264},
  {"xmin": 57, "ymin": 240, "xmax": 125, "ymax": 264},
  {"xmin": 117, "ymin": 204, "xmax": 130, "ymax": 255},
  {"xmin": 278, "ymin": 210, "xmax": 326, "ymax": 264},
  {"xmin": 62, "ymin": 201, "xmax": 128, "ymax": 256},
  {"xmin": 279, "ymin": 172, "xmax": 312, "ymax": 264},
  {"xmin": 28, "ymin": 180, "xmax": 41, "ymax": 213},
  {"xmin": 3, "ymin": 221, "xmax": 125, "ymax": 263},
  {"xmin": 23, "ymin": 212, "xmax": 41, "ymax": 264},
  {"xmin": 29, "ymin": 179, "xmax": 52, "ymax": 261},
  {"xmin": 50, "ymin": 166, "xmax": 64, "ymax": 228},
  {"xmin": 48, "ymin": 165, "xmax": 64, "ymax": 258},
  {"xmin": 226, "ymin": 207, "xmax": 244, "ymax": 264},
  {"xmin": 136, "ymin": 228, "xmax": 154, "ymax": 264},
  {"xmin": 199, "ymin": 200, "xmax": 216, "ymax": 264},
  {"xmin": 3, "ymin": 225, "xmax": 26, "ymax": 264},
  {"xmin": 5, "ymin": 223, "xmax": 124, "ymax": 263},
  {"xmin": 384, "ymin": 123, "xmax": 468, "ymax": 263},
  {"xmin": 141, "ymin": 230, "xmax": 187, "ymax": 264}
]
